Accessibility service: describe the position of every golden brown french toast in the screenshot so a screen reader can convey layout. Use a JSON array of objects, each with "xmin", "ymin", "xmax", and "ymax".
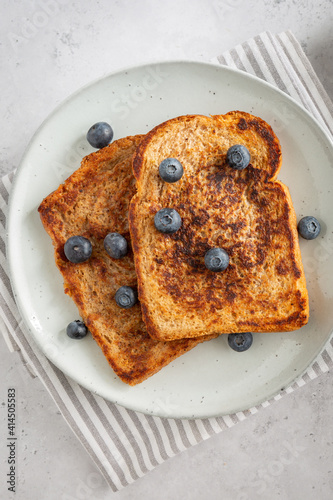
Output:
[
  {"xmin": 38, "ymin": 135, "xmax": 216, "ymax": 385},
  {"xmin": 129, "ymin": 112, "xmax": 309, "ymax": 341}
]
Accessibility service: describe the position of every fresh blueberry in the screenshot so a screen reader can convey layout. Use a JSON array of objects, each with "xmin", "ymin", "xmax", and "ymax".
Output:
[
  {"xmin": 226, "ymin": 144, "xmax": 251, "ymax": 170},
  {"xmin": 204, "ymin": 248, "xmax": 229, "ymax": 272},
  {"xmin": 159, "ymin": 158, "xmax": 184, "ymax": 183},
  {"xmin": 297, "ymin": 216, "xmax": 321, "ymax": 240},
  {"xmin": 66, "ymin": 320, "xmax": 88, "ymax": 339},
  {"xmin": 228, "ymin": 332, "xmax": 253, "ymax": 352},
  {"xmin": 104, "ymin": 233, "xmax": 128, "ymax": 259},
  {"xmin": 86, "ymin": 122, "xmax": 114, "ymax": 149},
  {"xmin": 64, "ymin": 235, "xmax": 92, "ymax": 263},
  {"xmin": 154, "ymin": 208, "xmax": 182, "ymax": 234},
  {"xmin": 115, "ymin": 286, "xmax": 138, "ymax": 309}
]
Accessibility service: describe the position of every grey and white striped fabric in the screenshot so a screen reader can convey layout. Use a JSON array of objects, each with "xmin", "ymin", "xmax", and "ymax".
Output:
[{"xmin": 1, "ymin": 31, "xmax": 333, "ymax": 491}]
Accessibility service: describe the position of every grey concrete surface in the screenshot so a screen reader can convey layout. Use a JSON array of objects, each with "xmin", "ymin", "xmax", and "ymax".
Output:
[{"xmin": 1, "ymin": 1, "xmax": 333, "ymax": 499}]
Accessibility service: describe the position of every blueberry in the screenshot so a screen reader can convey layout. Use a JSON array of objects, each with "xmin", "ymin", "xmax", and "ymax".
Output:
[
  {"xmin": 64, "ymin": 235, "xmax": 92, "ymax": 263},
  {"xmin": 115, "ymin": 286, "xmax": 137, "ymax": 309},
  {"xmin": 87, "ymin": 122, "xmax": 114, "ymax": 149},
  {"xmin": 226, "ymin": 144, "xmax": 251, "ymax": 170},
  {"xmin": 66, "ymin": 320, "xmax": 88, "ymax": 339},
  {"xmin": 154, "ymin": 208, "xmax": 182, "ymax": 234},
  {"xmin": 204, "ymin": 248, "xmax": 229, "ymax": 272},
  {"xmin": 104, "ymin": 233, "xmax": 128, "ymax": 259},
  {"xmin": 228, "ymin": 332, "xmax": 253, "ymax": 352},
  {"xmin": 297, "ymin": 216, "xmax": 321, "ymax": 240},
  {"xmin": 159, "ymin": 158, "xmax": 184, "ymax": 183}
]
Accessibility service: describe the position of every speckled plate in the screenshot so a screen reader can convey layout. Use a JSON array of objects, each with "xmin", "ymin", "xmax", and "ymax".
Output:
[{"xmin": 7, "ymin": 61, "xmax": 333, "ymax": 418}]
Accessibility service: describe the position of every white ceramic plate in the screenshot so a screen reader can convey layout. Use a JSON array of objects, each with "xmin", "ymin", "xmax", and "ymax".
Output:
[{"xmin": 7, "ymin": 61, "xmax": 333, "ymax": 419}]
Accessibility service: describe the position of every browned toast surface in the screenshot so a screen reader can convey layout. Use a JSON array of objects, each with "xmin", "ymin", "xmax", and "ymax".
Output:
[
  {"xmin": 129, "ymin": 112, "xmax": 309, "ymax": 341},
  {"xmin": 38, "ymin": 135, "xmax": 215, "ymax": 385}
]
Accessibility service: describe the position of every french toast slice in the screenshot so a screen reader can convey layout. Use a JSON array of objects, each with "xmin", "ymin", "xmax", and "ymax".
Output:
[
  {"xmin": 38, "ymin": 135, "xmax": 216, "ymax": 385},
  {"xmin": 129, "ymin": 112, "xmax": 309, "ymax": 341}
]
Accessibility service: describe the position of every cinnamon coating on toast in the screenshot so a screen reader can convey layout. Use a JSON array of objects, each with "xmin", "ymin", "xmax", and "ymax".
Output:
[
  {"xmin": 38, "ymin": 135, "xmax": 216, "ymax": 385},
  {"xmin": 129, "ymin": 112, "xmax": 309, "ymax": 341}
]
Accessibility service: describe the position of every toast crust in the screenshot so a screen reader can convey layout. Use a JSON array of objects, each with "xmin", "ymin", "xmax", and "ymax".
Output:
[
  {"xmin": 38, "ymin": 135, "xmax": 216, "ymax": 385},
  {"xmin": 129, "ymin": 112, "xmax": 309, "ymax": 341}
]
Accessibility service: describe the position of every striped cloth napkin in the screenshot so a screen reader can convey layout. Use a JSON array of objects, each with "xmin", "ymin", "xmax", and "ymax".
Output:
[{"xmin": 1, "ymin": 31, "xmax": 333, "ymax": 492}]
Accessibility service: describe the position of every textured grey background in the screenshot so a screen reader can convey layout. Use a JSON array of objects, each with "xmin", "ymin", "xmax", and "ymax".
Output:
[{"xmin": 1, "ymin": 1, "xmax": 333, "ymax": 499}]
